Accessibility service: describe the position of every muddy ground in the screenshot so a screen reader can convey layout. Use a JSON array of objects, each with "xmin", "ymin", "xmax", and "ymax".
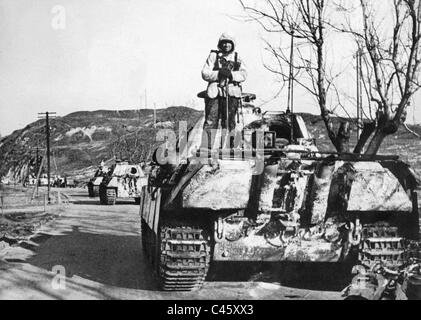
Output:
[{"xmin": 0, "ymin": 187, "xmax": 359, "ymax": 300}]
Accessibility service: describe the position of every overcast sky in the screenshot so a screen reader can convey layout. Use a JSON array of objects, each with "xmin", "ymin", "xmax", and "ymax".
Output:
[{"xmin": 0, "ymin": 0, "xmax": 420, "ymax": 136}]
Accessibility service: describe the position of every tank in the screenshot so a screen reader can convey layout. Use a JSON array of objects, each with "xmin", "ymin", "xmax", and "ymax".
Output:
[
  {"xmin": 99, "ymin": 161, "xmax": 147, "ymax": 205},
  {"xmin": 140, "ymin": 94, "xmax": 420, "ymax": 291},
  {"xmin": 87, "ymin": 164, "xmax": 109, "ymax": 197}
]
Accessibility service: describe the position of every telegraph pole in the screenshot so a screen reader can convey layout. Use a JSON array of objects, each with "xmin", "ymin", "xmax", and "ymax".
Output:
[
  {"xmin": 356, "ymin": 49, "xmax": 363, "ymax": 142},
  {"xmin": 46, "ymin": 112, "xmax": 51, "ymax": 202},
  {"xmin": 35, "ymin": 146, "xmax": 40, "ymax": 196},
  {"xmin": 145, "ymin": 88, "xmax": 148, "ymax": 109},
  {"xmin": 356, "ymin": 49, "xmax": 360, "ymax": 141},
  {"xmin": 287, "ymin": 31, "xmax": 295, "ymax": 143},
  {"xmin": 38, "ymin": 112, "xmax": 56, "ymax": 203},
  {"xmin": 153, "ymin": 103, "xmax": 157, "ymax": 128},
  {"xmin": 36, "ymin": 147, "xmax": 39, "ymax": 177},
  {"xmin": 28, "ymin": 146, "xmax": 44, "ymax": 198}
]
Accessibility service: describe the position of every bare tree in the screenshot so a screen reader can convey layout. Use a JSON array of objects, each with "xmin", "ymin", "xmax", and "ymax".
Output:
[
  {"xmin": 336, "ymin": 0, "xmax": 421, "ymax": 154},
  {"xmin": 239, "ymin": 0, "xmax": 352, "ymax": 152},
  {"xmin": 240, "ymin": 0, "xmax": 421, "ymax": 155}
]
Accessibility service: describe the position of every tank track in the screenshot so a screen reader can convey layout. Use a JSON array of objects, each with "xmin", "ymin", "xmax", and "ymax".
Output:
[
  {"xmin": 158, "ymin": 225, "xmax": 211, "ymax": 291},
  {"xmin": 359, "ymin": 223, "xmax": 408, "ymax": 269},
  {"xmin": 99, "ymin": 185, "xmax": 116, "ymax": 205},
  {"xmin": 141, "ymin": 219, "xmax": 211, "ymax": 291},
  {"xmin": 105, "ymin": 188, "xmax": 116, "ymax": 205},
  {"xmin": 88, "ymin": 183, "xmax": 94, "ymax": 197}
]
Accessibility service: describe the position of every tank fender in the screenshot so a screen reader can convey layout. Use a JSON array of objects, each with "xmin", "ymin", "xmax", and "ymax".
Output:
[
  {"xmin": 347, "ymin": 161, "xmax": 413, "ymax": 212},
  {"xmin": 93, "ymin": 177, "xmax": 103, "ymax": 186},
  {"xmin": 140, "ymin": 187, "xmax": 161, "ymax": 233},
  {"xmin": 107, "ymin": 177, "xmax": 119, "ymax": 188}
]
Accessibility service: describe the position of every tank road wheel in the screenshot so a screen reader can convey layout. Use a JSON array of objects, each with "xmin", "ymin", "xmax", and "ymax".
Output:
[
  {"xmin": 88, "ymin": 183, "xmax": 94, "ymax": 197},
  {"xmin": 157, "ymin": 224, "xmax": 211, "ymax": 291},
  {"xmin": 104, "ymin": 188, "xmax": 116, "ymax": 205}
]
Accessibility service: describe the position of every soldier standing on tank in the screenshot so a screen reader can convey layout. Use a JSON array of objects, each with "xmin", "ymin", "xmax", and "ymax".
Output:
[{"xmin": 200, "ymin": 33, "xmax": 247, "ymax": 150}]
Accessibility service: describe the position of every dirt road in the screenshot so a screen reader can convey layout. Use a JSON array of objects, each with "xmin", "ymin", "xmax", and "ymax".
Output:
[{"xmin": 0, "ymin": 188, "xmax": 343, "ymax": 300}]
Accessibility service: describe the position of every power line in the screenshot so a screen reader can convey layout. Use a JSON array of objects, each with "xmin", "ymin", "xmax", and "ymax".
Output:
[
  {"xmin": 145, "ymin": 88, "xmax": 148, "ymax": 109},
  {"xmin": 37, "ymin": 112, "xmax": 56, "ymax": 203},
  {"xmin": 356, "ymin": 48, "xmax": 362, "ymax": 142},
  {"xmin": 287, "ymin": 31, "xmax": 295, "ymax": 143},
  {"xmin": 153, "ymin": 103, "xmax": 157, "ymax": 128}
]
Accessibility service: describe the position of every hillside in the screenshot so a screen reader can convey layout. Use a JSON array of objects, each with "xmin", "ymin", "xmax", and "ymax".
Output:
[
  {"xmin": 0, "ymin": 107, "xmax": 202, "ymax": 184},
  {"xmin": 1, "ymin": 106, "xmax": 420, "ymax": 184}
]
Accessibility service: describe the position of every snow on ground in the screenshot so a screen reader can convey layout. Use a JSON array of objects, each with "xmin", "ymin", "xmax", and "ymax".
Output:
[{"xmin": 65, "ymin": 126, "xmax": 112, "ymax": 141}]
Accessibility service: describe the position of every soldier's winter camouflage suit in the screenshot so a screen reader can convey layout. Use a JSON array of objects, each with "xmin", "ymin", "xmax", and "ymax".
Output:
[{"xmin": 200, "ymin": 33, "xmax": 247, "ymax": 149}]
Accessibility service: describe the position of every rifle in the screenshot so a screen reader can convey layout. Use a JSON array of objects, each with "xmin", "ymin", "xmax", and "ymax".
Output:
[{"xmin": 219, "ymin": 57, "xmax": 241, "ymax": 146}]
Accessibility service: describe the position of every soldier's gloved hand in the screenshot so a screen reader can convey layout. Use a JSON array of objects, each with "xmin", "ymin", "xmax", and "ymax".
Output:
[{"xmin": 218, "ymin": 68, "xmax": 233, "ymax": 81}]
